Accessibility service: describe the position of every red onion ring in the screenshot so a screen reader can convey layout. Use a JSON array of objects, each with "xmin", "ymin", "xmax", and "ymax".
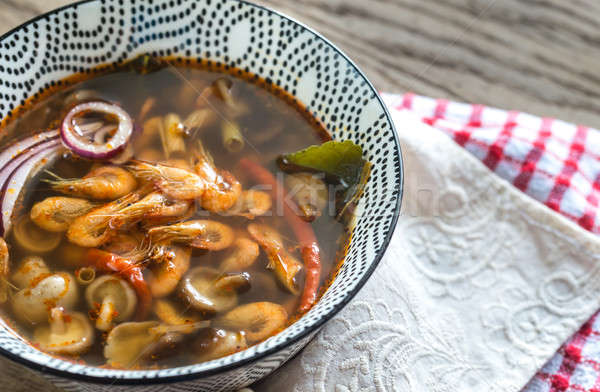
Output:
[
  {"xmin": 0, "ymin": 120, "xmax": 108, "ymax": 235},
  {"xmin": 0, "ymin": 129, "xmax": 58, "ymax": 170},
  {"xmin": 61, "ymin": 102, "xmax": 133, "ymax": 159},
  {"xmin": 0, "ymin": 139, "xmax": 61, "ymax": 235}
]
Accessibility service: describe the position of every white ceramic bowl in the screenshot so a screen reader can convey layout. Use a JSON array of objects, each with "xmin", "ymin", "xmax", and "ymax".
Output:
[{"xmin": 0, "ymin": 1, "xmax": 403, "ymax": 390}]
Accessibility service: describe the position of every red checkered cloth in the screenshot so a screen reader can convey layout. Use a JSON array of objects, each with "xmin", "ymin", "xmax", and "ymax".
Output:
[{"xmin": 380, "ymin": 92, "xmax": 600, "ymax": 392}]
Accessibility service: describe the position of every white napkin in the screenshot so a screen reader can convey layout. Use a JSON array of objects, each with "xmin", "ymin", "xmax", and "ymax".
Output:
[{"xmin": 255, "ymin": 110, "xmax": 600, "ymax": 392}]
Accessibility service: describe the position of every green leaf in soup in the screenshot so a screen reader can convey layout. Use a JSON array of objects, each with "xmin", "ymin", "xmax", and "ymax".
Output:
[
  {"xmin": 278, "ymin": 140, "xmax": 370, "ymax": 221},
  {"xmin": 279, "ymin": 140, "xmax": 365, "ymax": 186},
  {"xmin": 337, "ymin": 161, "xmax": 372, "ymax": 221}
]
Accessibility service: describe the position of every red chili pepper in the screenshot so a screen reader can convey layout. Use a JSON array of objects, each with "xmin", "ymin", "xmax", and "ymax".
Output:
[
  {"xmin": 238, "ymin": 158, "xmax": 321, "ymax": 313},
  {"xmin": 85, "ymin": 248, "xmax": 151, "ymax": 320}
]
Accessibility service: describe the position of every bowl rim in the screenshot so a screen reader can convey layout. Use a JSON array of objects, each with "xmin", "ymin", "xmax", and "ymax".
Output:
[{"xmin": 0, "ymin": 0, "xmax": 404, "ymax": 385}]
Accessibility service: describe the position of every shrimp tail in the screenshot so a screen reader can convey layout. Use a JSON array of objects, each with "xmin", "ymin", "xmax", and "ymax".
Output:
[{"xmin": 238, "ymin": 158, "xmax": 322, "ymax": 313}]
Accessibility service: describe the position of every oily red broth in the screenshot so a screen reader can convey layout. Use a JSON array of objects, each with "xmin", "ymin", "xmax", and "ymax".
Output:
[{"xmin": 0, "ymin": 60, "xmax": 350, "ymax": 369}]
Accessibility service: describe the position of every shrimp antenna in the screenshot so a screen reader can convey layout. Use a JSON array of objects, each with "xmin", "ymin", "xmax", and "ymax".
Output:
[
  {"xmin": 194, "ymin": 139, "xmax": 214, "ymax": 166},
  {"xmin": 121, "ymin": 235, "xmax": 153, "ymax": 264},
  {"xmin": 40, "ymin": 170, "xmax": 65, "ymax": 182}
]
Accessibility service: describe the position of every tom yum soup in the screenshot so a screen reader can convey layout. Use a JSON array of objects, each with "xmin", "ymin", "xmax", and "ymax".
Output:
[{"xmin": 0, "ymin": 56, "xmax": 370, "ymax": 369}]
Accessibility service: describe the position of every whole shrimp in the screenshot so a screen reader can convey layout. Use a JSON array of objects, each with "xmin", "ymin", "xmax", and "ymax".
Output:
[
  {"xmin": 67, "ymin": 191, "xmax": 143, "ymax": 247},
  {"xmin": 148, "ymin": 245, "xmax": 191, "ymax": 298},
  {"xmin": 128, "ymin": 160, "xmax": 206, "ymax": 200},
  {"xmin": 148, "ymin": 220, "xmax": 234, "ymax": 251},
  {"xmin": 194, "ymin": 140, "xmax": 241, "ymax": 212},
  {"xmin": 220, "ymin": 233, "xmax": 260, "ymax": 273},
  {"xmin": 30, "ymin": 197, "xmax": 96, "ymax": 232},
  {"xmin": 247, "ymin": 223, "xmax": 303, "ymax": 295},
  {"xmin": 226, "ymin": 190, "xmax": 272, "ymax": 219},
  {"xmin": 45, "ymin": 166, "xmax": 137, "ymax": 200},
  {"xmin": 111, "ymin": 192, "xmax": 191, "ymax": 228}
]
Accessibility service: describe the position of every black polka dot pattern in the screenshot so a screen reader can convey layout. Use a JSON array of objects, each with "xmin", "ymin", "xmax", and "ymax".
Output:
[{"xmin": 0, "ymin": 0, "xmax": 402, "ymax": 390}]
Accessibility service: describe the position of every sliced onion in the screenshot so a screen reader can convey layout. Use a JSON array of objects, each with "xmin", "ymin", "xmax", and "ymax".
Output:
[
  {"xmin": 0, "ymin": 129, "xmax": 58, "ymax": 169},
  {"xmin": 0, "ymin": 140, "xmax": 61, "ymax": 236},
  {"xmin": 61, "ymin": 102, "xmax": 133, "ymax": 159},
  {"xmin": 0, "ymin": 120, "xmax": 104, "ymax": 236}
]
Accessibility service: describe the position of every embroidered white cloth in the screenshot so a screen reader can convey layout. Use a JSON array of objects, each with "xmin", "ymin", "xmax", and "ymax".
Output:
[{"xmin": 255, "ymin": 110, "xmax": 600, "ymax": 392}]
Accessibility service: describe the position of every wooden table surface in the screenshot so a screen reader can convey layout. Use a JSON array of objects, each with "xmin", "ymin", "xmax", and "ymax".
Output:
[{"xmin": 0, "ymin": 0, "xmax": 599, "ymax": 391}]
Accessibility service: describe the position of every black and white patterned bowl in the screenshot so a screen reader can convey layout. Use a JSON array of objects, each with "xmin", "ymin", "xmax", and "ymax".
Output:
[{"xmin": 0, "ymin": 0, "xmax": 403, "ymax": 390}]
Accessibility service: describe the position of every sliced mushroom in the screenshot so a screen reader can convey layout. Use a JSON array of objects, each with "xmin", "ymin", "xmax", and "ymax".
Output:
[
  {"xmin": 215, "ymin": 302, "xmax": 288, "ymax": 344},
  {"xmin": 104, "ymin": 321, "xmax": 193, "ymax": 367},
  {"xmin": 213, "ymin": 272, "xmax": 251, "ymax": 293},
  {"xmin": 148, "ymin": 245, "xmax": 191, "ymax": 298},
  {"xmin": 33, "ymin": 308, "xmax": 94, "ymax": 355},
  {"xmin": 11, "ymin": 256, "xmax": 49, "ymax": 289},
  {"xmin": 104, "ymin": 321, "xmax": 160, "ymax": 367},
  {"xmin": 86, "ymin": 275, "xmax": 137, "ymax": 331},
  {"xmin": 149, "ymin": 321, "xmax": 210, "ymax": 336},
  {"xmin": 154, "ymin": 299, "xmax": 202, "ymax": 327},
  {"xmin": 180, "ymin": 267, "xmax": 238, "ymax": 314},
  {"xmin": 13, "ymin": 215, "xmax": 61, "ymax": 253},
  {"xmin": 194, "ymin": 328, "xmax": 247, "ymax": 362},
  {"xmin": 11, "ymin": 270, "xmax": 78, "ymax": 324}
]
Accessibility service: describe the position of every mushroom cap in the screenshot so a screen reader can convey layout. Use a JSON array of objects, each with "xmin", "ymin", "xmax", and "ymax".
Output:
[
  {"xmin": 86, "ymin": 275, "xmax": 137, "ymax": 322},
  {"xmin": 13, "ymin": 215, "xmax": 61, "ymax": 253},
  {"xmin": 11, "ymin": 272, "xmax": 78, "ymax": 324},
  {"xmin": 104, "ymin": 321, "xmax": 161, "ymax": 367},
  {"xmin": 12, "ymin": 256, "xmax": 49, "ymax": 289},
  {"xmin": 180, "ymin": 267, "xmax": 238, "ymax": 314},
  {"xmin": 194, "ymin": 328, "xmax": 247, "ymax": 362},
  {"xmin": 33, "ymin": 311, "xmax": 94, "ymax": 355},
  {"xmin": 153, "ymin": 299, "xmax": 201, "ymax": 326},
  {"xmin": 213, "ymin": 272, "xmax": 251, "ymax": 293}
]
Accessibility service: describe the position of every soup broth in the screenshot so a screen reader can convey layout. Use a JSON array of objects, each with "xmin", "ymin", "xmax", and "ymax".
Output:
[{"xmin": 0, "ymin": 58, "xmax": 356, "ymax": 369}]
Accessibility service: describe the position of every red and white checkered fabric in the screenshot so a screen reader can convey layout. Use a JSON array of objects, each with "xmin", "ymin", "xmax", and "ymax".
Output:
[{"xmin": 380, "ymin": 92, "xmax": 600, "ymax": 392}]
